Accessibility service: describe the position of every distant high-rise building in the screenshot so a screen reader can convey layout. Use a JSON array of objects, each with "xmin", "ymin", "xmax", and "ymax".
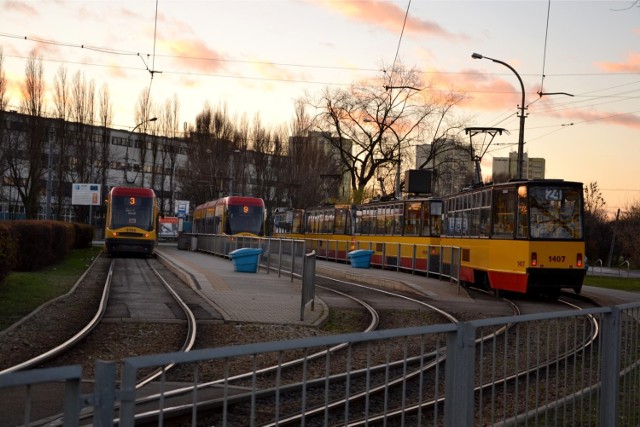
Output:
[
  {"xmin": 492, "ymin": 152, "xmax": 545, "ymax": 182},
  {"xmin": 414, "ymin": 139, "xmax": 474, "ymax": 196}
]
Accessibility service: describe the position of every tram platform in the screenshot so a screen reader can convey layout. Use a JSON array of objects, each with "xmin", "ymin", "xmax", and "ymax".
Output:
[{"xmin": 155, "ymin": 243, "xmax": 471, "ymax": 327}]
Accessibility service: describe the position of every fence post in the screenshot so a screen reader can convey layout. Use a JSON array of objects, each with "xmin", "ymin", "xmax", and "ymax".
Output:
[
  {"xmin": 93, "ymin": 360, "xmax": 117, "ymax": 427},
  {"xmin": 412, "ymin": 244, "xmax": 417, "ymax": 275},
  {"xmin": 290, "ymin": 240, "xmax": 296, "ymax": 282},
  {"xmin": 444, "ymin": 322, "xmax": 476, "ymax": 427},
  {"xmin": 600, "ymin": 307, "xmax": 621, "ymax": 426}
]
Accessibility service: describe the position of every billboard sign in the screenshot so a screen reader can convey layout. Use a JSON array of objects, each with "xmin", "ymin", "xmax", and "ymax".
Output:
[{"xmin": 71, "ymin": 183, "xmax": 101, "ymax": 206}]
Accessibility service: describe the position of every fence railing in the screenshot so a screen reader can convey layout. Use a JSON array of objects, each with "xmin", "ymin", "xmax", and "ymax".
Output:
[
  {"xmin": 178, "ymin": 233, "xmax": 309, "ymax": 279},
  {"xmin": 288, "ymin": 236, "xmax": 461, "ymax": 284},
  {"xmin": 2, "ymin": 302, "xmax": 639, "ymax": 426}
]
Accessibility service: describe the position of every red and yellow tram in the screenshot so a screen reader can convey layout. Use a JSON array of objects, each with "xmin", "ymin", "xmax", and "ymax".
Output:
[
  {"xmin": 193, "ymin": 196, "xmax": 266, "ymax": 237},
  {"xmin": 273, "ymin": 179, "xmax": 586, "ymax": 297}
]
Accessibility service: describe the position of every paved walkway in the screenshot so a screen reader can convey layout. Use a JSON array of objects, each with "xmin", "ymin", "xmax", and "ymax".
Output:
[
  {"xmin": 155, "ymin": 243, "xmax": 471, "ymax": 326},
  {"xmin": 155, "ymin": 245, "xmax": 329, "ymax": 326},
  {"xmin": 313, "ymin": 260, "xmax": 470, "ymax": 302}
]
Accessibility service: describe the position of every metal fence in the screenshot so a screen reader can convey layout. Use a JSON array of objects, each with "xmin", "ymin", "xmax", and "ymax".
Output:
[
  {"xmin": 293, "ymin": 237, "xmax": 461, "ymax": 283},
  {"xmin": 178, "ymin": 233, "xmax": 309, "ymax": 280},
  {"xmin": 2, "ymin": 302, "xmax": 639, "ymax": 426}
]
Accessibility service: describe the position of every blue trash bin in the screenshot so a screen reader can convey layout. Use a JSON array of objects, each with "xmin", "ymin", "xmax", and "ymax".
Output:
[
  {"xmin": 229, "ymin": 248, "xmax": 263, "ymax": 273},
  {"xmin": 347, "ymin": 249, "xmax": 375, "ymax": 269}
]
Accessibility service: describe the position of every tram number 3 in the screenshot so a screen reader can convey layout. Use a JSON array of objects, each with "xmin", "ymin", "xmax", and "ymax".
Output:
[{"xmin": 548, "ymin": 255, "xmax": 566, "ymax": 263}]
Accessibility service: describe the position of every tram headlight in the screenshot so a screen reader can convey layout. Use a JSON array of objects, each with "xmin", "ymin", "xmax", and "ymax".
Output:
[
  {"xmin": 531, "ymin": 252, "xmax": 537, "ymax": 267},
  {"xmin": 576, "ymin": 253, "xmax": 583, "ymax": 268}
]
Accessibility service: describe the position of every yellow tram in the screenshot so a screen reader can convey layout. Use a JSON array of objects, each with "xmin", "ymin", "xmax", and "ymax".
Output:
[
  {"xmin": 273, "ymin": 179, "xmax": 586, "ymax": 297},
  {"xmin": 104, "ymin": 186, "xmax": 159, "ymax": 256}
]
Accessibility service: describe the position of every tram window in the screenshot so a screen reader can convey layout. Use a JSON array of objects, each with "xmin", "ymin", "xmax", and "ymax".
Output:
[
  {"xmin": 323, "ymin": 210, "xmax": 334, "ymax": 233},
  {"xmin": 374, "ymin": 207, "xmax": 383, "ymax": 235},
  {"xmin": 354, "ymin": 210, "xmax": 362, "ymax": 234},
  {"xmin": 447, "ymin": 211, "xmax": 460, "ymax": 235},
  {"xmin": 461, "ymin": 210, "xmax": 470, "ymax": 236},
  {"xmin": 335, "ymin": 209, "xmax": 346, "ymax": 235},
  {"xmin": 387, "ymin": 204, "xmax": 402, "ymax": 235},
  {"xmin": 405, "ymin": 202, "xmax": 420, "ymax": 236},
  {"xmin": 486, "ymin": 190, "xmax": 492, "ymax": 207},
  {"xmin": 479, "ymin": 206, "xmax": 491, "ymax": 236},
  {"xmin": 470, "ymin": 207, "xmax": 480, "ymax": 236},
  {"xmin": 421, "ymin": 202, "xmax": 431, "ymax": 236},
  {"xmin": 292, "ymin": 211, "xmax": 303, "ymax": 233},
  {"xmin": 430, "ymin": 201, "xmax": 442, "ymax": 236},
  {"xmin": 529, "ymin": 186, "xmax": 583, "ymax": 239},
  {"xmin": 517, "ymin": 185, "xmax": 529, "ymax": 239},
  {"xmin": 492, "ymin": 188, "xmax": 516, "ymax": 238}
]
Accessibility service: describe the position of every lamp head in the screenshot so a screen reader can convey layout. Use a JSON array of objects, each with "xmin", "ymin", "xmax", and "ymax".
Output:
[{"xmin": 471, "ymin": 53, "xmax": 483, "ymax": 59}]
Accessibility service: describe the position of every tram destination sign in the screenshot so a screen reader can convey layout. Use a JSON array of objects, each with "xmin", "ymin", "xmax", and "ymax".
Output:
[{"xmin": 71, "ymin": 183, "xmax": 101, "ymax": 206}]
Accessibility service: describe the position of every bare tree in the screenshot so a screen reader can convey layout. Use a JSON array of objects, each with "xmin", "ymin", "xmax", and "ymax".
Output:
[
  {"xmin": 616, "ymin": 203, "xmax": 640, "ymax": 268},
  {"xmin": 284, "ymin": 100, "xmax": 343, "ymax": 208},
  {"xmin": 584, "ymin": 181, "xmax": 607, "ymax": 221},
  {"xmin": 68, "ymin": 71, "xmax": 97, "ymax": 222},
  {"xmin": 133, "ymin": 88, "xmax": 156, "ymax": 186},
  {"xmin": 97, "ymin": 84, "xmax": 113, "ymax": 189},
  {"xmin": 250, "ymin": 115, "xmax": 288, "ymax": 231},
  {"xmin": 583, "ymin": 181, "xmax": 612, "ymax": 263},
  {"xmin": 231, "ymin": 113, "xmax": 250, "ymax": 196},
  {"xmin": 182, "ymin": 102, "xmax": 237, "ymax": 206},
  {"xmin": 6, "ymin": 51, "xmax": 47, "ymax": 219},
  {"xmin": 50, "ymin": 66, "xmax": 72, "ymax": 219},
  {"xmin": 306, "ymin": 63, "xmax": 465, "ymax": 203},
  {"xmin": 0, "ymin": 47, "xmax": 9, "ymax": 185},
  {"xmin": 157, "ymin": 94, "xmax": 180, "ymax": 216}
]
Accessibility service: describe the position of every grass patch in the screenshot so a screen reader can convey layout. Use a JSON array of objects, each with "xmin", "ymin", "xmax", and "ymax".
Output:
[
  {"xmin": 321, "ymin": 309, "xmax": 371, "ymax": 334},
  {"xmin": 0, "ymin": 245, "xmax": 103, "ymax": 330},
  {"xmin": 584, "ymin": 274, "xmax": 640, "ymax": 292}
]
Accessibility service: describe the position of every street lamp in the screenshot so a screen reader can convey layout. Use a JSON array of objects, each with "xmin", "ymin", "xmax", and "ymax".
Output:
[
  {"xmin": 472, "ymin": 53, "xmax": 526, "ymax": 179},
  {"xmin": 123, "ymin": 117, "xmax": 157, "ymax": 185}
]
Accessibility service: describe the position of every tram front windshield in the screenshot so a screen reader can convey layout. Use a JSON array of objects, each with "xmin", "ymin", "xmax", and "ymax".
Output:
[
  {"xmin": 227, "ymin": 205, "xmax": 264, "ymax": 235},
  {"xmin": 528, "ymin": 186, "xmax": 582, "ymax": 240},
  {"xmin": 111, "ymin": 196, "xmax": 154, "ymax": 231}
]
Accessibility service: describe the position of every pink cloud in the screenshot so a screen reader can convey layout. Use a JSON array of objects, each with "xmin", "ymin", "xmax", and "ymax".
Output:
[
  {"xmin": 313, "ymin": 0, "xmax": 462, "ymax": 40},
  {"xmin": 595, "ymin": 52, "xmax": 640, "ymax": 73},
  {"xmin": 548, "ymin": 108, "xmax": 640, "ymax": 130},
  {"xmin": 455, "ymin": 69, "xmax": 526, "ymax": 111},
  {"xmin": 4, "ymin": 1, "xmax": 38, "ymax": 16},
  {"xmin": 159, "ymin": 39, "xmax": 226, "ymax": 73}
]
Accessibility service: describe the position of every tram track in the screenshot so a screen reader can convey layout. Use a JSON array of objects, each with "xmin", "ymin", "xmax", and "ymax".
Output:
[
  {"xmin": 190, "ymin": 289, "xmax": 600, "ymax": 426},
  {"xmin": 1, "ymin": 253, "xmax": 617, "ymax": 426},
  {"xmin": 0, "ymin": 254, "xmax": 203, "ymax": 426},
  {"xmin": 128, "ymin": 276, "xmax": 513, "ymax": 426}
]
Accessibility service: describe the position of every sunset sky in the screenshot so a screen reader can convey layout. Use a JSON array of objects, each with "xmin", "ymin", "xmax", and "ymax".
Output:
[{"xmin": 1, "ymin": 0, "xmax": 639, "ymax": 215}]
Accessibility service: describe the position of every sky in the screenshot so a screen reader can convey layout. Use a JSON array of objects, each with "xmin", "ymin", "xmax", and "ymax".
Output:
[{"xmin": 1, "ymin": 0, "xmax": 639, "ymax": 216}]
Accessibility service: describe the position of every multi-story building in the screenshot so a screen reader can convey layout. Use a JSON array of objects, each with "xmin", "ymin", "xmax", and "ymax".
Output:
[
  {"xmin": 288, "ymin": 131, "xmax": 351, "ymax": 203},
  {"xmin": 0, "ymin": 111, "xmax": 187, "ymax": 223},
  {"xmin": 492, "ymin": 152, "xmax": 545, "ymax": 182},
  {"xmin": 414, "ymin": 139, "xmax": 475, "ymax": 196}
]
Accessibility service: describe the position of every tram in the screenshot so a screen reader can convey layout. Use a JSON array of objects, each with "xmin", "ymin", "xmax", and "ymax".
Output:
[
  {"xmin": 193, "ymin": 196, "xmax": 266, "ymax": 237},
  {"xmin": 273, "ymin": 179, "xmax": 586, "ymax": 297},
  {"xmin": 104, "ymin": 186, "xmax": 159, "ymax": 256}
]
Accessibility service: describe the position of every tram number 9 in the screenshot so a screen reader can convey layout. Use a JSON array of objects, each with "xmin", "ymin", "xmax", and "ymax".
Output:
[{"xmin": 548, "ymin": 255, "xmax": 565, "ymax": 263}]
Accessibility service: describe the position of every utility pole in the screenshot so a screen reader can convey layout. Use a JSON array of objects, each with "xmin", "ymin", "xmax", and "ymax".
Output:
[
  {"xmin": 45, "ymin": 128, "xmax": 54, "ymax": 220},
  {"xmin": 607, "ymin": 208, "xmax": 620, "ymax": 268}
]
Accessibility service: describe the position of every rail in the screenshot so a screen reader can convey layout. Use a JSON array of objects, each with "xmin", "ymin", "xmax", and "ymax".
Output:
[{"xmin": 2, "ymin": 302, "xmax": 639, "ymax": 426}]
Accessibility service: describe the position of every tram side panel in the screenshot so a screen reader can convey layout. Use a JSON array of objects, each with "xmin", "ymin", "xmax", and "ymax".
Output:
[{"xmin": 449, "ymin": 238, "xmax": 585, "ymax": 294}]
